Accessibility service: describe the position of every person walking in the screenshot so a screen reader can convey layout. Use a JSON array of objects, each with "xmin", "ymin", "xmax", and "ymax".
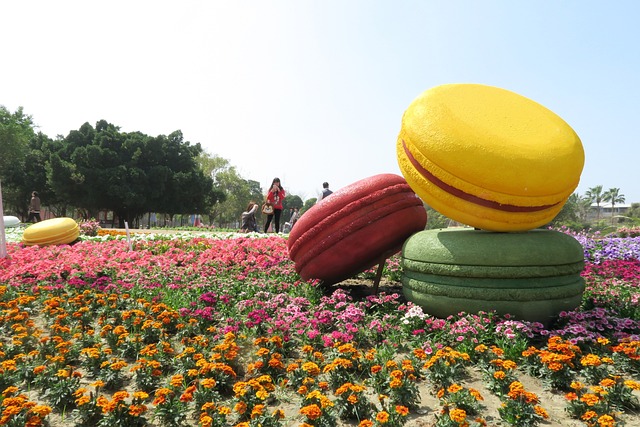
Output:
[
  {"xmin": 28, "ymin": 191, "xmax": 41, "ymax": 223},
  {"xmin": 264, "ymin": 177, "xmax": 285, "ymax": 233}
]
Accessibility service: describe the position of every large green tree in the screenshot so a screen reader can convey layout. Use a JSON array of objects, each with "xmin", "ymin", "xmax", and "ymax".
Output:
[
  {"xmin": 48, "ymin": 121, "xmax": 215, "ymax": 227},
  {"xmin": 0, "ymin": 106, "xmax": 37, "ymax": 216}
]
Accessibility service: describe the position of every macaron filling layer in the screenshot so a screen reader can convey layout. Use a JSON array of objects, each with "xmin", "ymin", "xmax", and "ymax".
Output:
[{"xmin": 400, "ymin": 139, "xmax": 560, "ymax": 213}]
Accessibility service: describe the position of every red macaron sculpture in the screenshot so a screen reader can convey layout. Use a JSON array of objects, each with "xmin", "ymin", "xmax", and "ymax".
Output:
[{"xmin": 287, "ymin": 173, "xmax": 427, "ymax": 290}]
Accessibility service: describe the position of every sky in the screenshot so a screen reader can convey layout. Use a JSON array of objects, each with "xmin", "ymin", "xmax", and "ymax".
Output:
[{"xmin": 1, "ymin": 1, "xmax": 639, "ymax": 203}]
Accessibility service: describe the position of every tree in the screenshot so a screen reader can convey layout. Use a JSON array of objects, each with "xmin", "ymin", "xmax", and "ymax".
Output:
[
  {"xmin": 0, "ymin": 106, "xmax": 37, "ymax": 216},
  {"xmin": 603, "ymin": 187, "xmax": 625, "ymax": 224},
  {"xmin": 549, "ymin": 193, "xmax": 591, "ymax": 230},
  {"xmin": 302, "ymin": 198, "xmax": 317, "ymax": 214},
  {"xmin": 198, "ymin": 152, "xmax": 261, "ymax": 227},
  {"xmin": 585, "ymin": 185, "xmax": 604, "ymax": 221},
  {"xmin": 627, "ymin": 203, "xmax": 640, "ymax": 220},
  {"xmin": 48, "ymin": 121, "xmax": 215, "ymax": 227},
  {"xmin": 0, "ymin": 106, "xmax": 35, "ymax": 176}
]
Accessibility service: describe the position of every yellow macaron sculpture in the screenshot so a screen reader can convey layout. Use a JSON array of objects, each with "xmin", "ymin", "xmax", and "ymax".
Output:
[
  {"xmin": 22, "ymin": 217, "xmax": 80, "ymax": 246},
  {"xmin": 397, "ymin": 83, "xmax": 585, "ymax": 231}
]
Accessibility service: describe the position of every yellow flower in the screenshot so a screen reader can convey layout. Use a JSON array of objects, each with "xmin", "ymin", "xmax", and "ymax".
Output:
[
  {"xmin": 581, "ymin": 354, "xmax": 602, "ymax": 367},
  {"xmin": 449, "ymin": 408, "xmax": 467, "ymax": 423},
  {"xmin": 597, "ymin": 414, "xmax": 615, "ymax": 427},
  {"xmin": 493, "ymin": 370, "xmax": 506, "ymax": 380}
]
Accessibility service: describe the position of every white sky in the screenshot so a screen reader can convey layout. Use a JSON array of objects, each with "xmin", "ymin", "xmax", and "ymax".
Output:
[{"xmin": 2, "ymin": 1, "xmax": 639, "ymax": 203}]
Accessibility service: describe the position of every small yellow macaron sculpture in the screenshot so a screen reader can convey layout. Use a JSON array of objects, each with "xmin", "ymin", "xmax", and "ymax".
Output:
[
  {"xmin": 397, "ymin": 83, "xmax": 585, "ymax": 231},
  {"xmin": 23, "ymin": 217, "xmax": 79, "ymax": 246}
]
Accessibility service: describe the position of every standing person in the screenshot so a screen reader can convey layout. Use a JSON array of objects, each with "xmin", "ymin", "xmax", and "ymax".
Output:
[
  {"xmin": 321, "ymin": 182, "xmax": 333, "ymax": 200},
  {"xmin": 264, "ymin": 177, "xmax": 285, "ymax": 233},
  {"xmin": 28, "ymin": 191, "xmax": 41, "ymax": 223},
  {"xmin": 241, "ymin": 202, "xmax": 259, "ymax": 233}
]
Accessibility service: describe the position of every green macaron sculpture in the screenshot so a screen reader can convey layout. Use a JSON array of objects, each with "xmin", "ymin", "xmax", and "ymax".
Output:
[{"xmin": 401, "ymin": 228, "xmax": 585, "ymax": 324}]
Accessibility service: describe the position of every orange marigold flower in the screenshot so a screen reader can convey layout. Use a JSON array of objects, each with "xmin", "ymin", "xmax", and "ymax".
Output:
[
  {"xmin": 234, "ymin": 401, "xmax": 247, "ymax": 414},
  {"xmin": 376, "ymin": 411, "xmax": 390, "ymax": 423},
  {"xmin": 597, "ymin": 414, "xmax": 615, "ymax": 427},
  {"xmin": 112, "ymin": 391, "xmax": 129, "ymax": 402},
  {"xmin": 580, "ymin": 393, "xmax": 600, "ymax": 406},
  {"xmin": 469, "ymin": 388, "xmax": 483, "ymax": 401},
  {"xmin": 128, "ymin": 404, "xmax": 147, "ymax": 416},
  {"xmin": 2, "ymin": 386, "xmax": 19, "ymax": 396},
  {"xmin": 413, "ymin": 348, "xmax": 428, "ymax": 360},
  {"xmin": 449, "ymin": 408, "xmax": 467, "ymax": 423},
  {"xmin": 493, "ymin": 370, "xmax": 506, "ymax": 380},
  {"xmin": 251, "ymin": 404, "xmax": 265, "ymax": 419},
  {"xmin": 390, "ymin": 378, "xmax": 402, "ymax": 388},
  {"xmin": 534, "ymin": 405, "xmax": 549, "ymax": 419},
  {"xmin": 581, "ymin": 410, "xmax": 598, "ymax": 420},
  {"xmin": 395, "ymin": 405, "xmax": 409, "ymax": 416},
  {"xmin": 300, "ymin": 404, "xmax": 322, "ymax": 420},
  {"xmin": 448, "ymin": 384, "xmax": 463, "ymax": 394},
  {"xmin": 169, "ymin": 375, "xmax": 183, "ymax": 387},
  {"xmin": 564, "ymin": 392, "xmax": 578, "ymax": 401},
  {"xmin": 599, "ymin": 378, "xmax": 616, "ymax": 388},
  {"xmin": 76, "ymin": 395, "xmax": 91, "ymax": 406},
  {"xmin": 509, "ymin": 381, "xmax": 524, "ymax": 392},
  {"xmin": 581, "ymin": 354, "xmax": 602, "ymax": 367},
  {"xmin": 359, "ymin": 420, "xmax": 374, "ymax": 427},
  {"xmin": 474, "ymin": 344, "xmax": 488, "ymax": 353},
  {"xmin": 502, "ymin": 360, "xmax": 517, "ymax": 370},
  {"xmin": 570, "ymin": 381, "xmax": 584, "ymax": 390},
  {"xmin": 624, "ymin": 380, "xmax": 640, "ymax": 390}
]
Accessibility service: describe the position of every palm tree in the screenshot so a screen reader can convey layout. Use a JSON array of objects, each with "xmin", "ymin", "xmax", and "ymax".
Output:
[
  {"xmin": 585, "ymin": 185, "xmax": 604, "ymax": 220},
  {"xmin": 603, "ymin": 188, "xmax": 626, "ymax": 224}
]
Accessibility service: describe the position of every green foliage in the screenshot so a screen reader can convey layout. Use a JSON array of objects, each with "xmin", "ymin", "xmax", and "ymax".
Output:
[
  {"xmin": 302, "ymin": 197, "xmax": 317, "ymax": 214},
  {"xmin": 426, "ymin": 206, "xmax": 449, "ymax": 229},
  {"xmin": 46, "ymin": 122, "xmax": 214, "ymax": 227}
]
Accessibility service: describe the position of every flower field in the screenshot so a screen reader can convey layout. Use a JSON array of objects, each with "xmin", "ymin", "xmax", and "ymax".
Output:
[{"xmin": 0, "ymin": 227, "xmax": 639, "ymax": 427}]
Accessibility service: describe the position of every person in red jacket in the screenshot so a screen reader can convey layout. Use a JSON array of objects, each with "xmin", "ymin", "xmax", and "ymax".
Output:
[{"xmin": 264, "ymin": 177, "xmax": 286, "ymax": 233}]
